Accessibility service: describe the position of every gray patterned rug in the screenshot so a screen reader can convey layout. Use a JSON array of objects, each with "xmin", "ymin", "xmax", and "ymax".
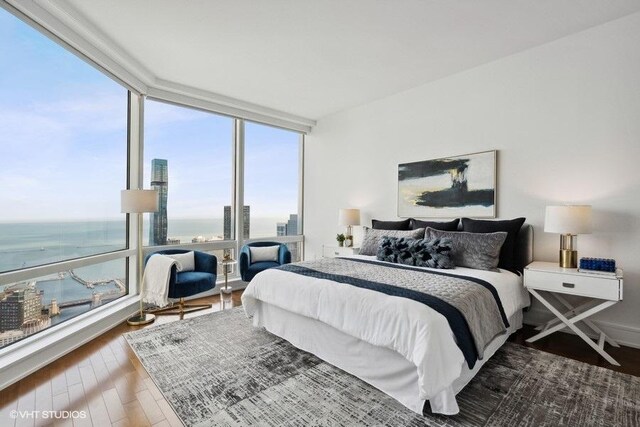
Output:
[{"xmin": 125, "ymin": 308, "xmax": 640, "ymax": 427}]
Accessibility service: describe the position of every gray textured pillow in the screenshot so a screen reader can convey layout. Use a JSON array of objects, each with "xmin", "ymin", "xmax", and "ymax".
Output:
[
  {"xmin": 360, "ymin": 227, "xmax": 425, "ymax": 256},
  {"xmin": 424, "ymin": 227, "xmax": 507, "ymax": 270}
]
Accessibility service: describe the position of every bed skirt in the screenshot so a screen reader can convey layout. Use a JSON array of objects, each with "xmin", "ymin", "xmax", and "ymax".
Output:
[{"xmin": 251, "ymin": 302, "xmax": 523, "ymax": 415}]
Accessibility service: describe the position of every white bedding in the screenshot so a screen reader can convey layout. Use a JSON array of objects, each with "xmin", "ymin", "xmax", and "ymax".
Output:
[{"xmin": 241, "ymin": 255, "xmax": 530, "ymax": 415}]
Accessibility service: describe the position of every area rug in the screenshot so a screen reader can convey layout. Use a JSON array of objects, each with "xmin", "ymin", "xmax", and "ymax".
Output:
[{"xmin": 125, "ymin": 308, "xmax": 640, "ymax": 427}]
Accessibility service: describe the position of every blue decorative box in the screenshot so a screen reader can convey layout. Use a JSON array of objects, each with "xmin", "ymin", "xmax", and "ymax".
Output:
[{"xmin": 579, "ymin": 257, "xmax": 616, "ymax": 273}]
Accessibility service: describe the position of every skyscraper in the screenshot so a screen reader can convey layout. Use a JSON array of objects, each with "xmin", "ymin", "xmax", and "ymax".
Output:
[
  {"xmin": 223, "ymin": 206, "xmax": 232, "ymax": 240},
  {"xmin": 0, "ymin": 285, "xmax": 43, "ymax": 332},
  {"xmin": 149, "ymin": 159, "xmax": 168, "ymax": 246},
  {"xmin": 243, "ymin": 206, "xmax": 250, "ymax": 239},
  {"xmin": 286, "ymin": 213, "xmax": 299, "ymax": 261},
  {"xmin": 286, "ymin": 214, "xmax": 298, "ymax": 236},
  {"xmin": 223, "ymin": 205, "xmax": 250, "ymax": 240},
  {"xmin": 276, "ymin": 223, "xmax": 287, "ymax": 236}
]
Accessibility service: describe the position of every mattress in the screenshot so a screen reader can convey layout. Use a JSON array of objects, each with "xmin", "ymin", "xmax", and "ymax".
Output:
[{"xmin": 242, "ymin": 255, "xmax": 530, "ymax": 415}]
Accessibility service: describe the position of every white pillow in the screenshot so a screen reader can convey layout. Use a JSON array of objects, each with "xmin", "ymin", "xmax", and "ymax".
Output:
[
  {"xmin": 165, "ymin": 251, "xmax": 195, "ymax": 272},
  {"xmin": 249, "ymin": 246, "xmax": 280, "ymax": 263}
]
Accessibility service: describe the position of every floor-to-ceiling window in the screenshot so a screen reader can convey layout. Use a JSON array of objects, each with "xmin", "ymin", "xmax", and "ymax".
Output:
[
  {"xmin": 142, "ymin": 105, "xmax": 305, "ymax": 265},
  {"xmin": 244, "ymin": 122, "xmax": 303, "ymax": 261},
  {"xmin": 143, "ymin": 99, "xmax": 235, "ymax": 261},
  {"xmin": 0, "ymin": 7, "xmax": 130, "ymax": 349}
]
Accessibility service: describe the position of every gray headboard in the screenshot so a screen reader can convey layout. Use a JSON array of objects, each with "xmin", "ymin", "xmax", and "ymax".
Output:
[{"xmin": 515, "ymin": 223, "xmax": 534, "ymax": 273}]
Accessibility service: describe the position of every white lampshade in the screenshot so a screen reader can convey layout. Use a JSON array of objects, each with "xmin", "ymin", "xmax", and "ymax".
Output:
[
  {"xmin": 338, "ymin": 208, "xmax": 360, "ymax": 226},
  {"xmin": 121, "ymin": 189, "xmax": 159, "ymax": 213},
  {"xmin": 544, "ymin": 205, "xmax": 592, "ymax": 235}
]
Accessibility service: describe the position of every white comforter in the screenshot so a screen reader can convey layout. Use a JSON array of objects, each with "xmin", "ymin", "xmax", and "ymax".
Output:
[{"xmin": 241, "ymin": 255, "xmax": 529, "ymax": 404}]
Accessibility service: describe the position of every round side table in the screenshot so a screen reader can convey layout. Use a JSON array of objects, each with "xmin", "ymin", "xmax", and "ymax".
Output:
[{"xmin": 219, "ymin": 258, "xmax": 237, "ymax": 294}]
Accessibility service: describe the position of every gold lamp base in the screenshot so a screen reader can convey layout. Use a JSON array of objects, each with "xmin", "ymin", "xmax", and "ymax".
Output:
[
  {"xmin": 559, "ymin": 249, "xmax": 577, "ymax": 269},
  {"xmin": 127, "ymin": 312, "xmax": 155, "ymax": 326}
]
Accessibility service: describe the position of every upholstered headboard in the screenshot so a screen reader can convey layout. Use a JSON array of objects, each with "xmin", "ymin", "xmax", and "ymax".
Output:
[
  {"xmin": 369, "ymin": 218, "xmax": 534, "ymax": 273},
  {"xmin": 514, "ymin": 224, "xmax": 534, "ymax": 273}
]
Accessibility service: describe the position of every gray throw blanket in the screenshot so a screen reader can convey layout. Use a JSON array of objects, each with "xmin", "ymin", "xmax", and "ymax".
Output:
[{"xmin": 278, "ymin": 257, "xmax": 507, "ymax": 362}]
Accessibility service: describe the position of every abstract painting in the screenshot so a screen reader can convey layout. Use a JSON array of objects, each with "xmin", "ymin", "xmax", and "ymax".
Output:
[{"xmin": 398, "ymin": 150, "xmax": 496, "ymax": 218}]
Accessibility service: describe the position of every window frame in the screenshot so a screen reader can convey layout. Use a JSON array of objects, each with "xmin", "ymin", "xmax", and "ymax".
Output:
[
  {"xmin": 141, "ymin": 101, "xmax": 306, "ymax": 269},
  {"xmin": 0, "ymin": 0, "xmax": 305, "ymax": 364}
]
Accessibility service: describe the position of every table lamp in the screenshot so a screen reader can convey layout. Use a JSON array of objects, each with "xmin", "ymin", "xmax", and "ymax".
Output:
[
  {"xmin": 339, "ymin": 208, "xmax": 360, "ymax": 241},
  {"xmin": 544, "ymin": 205, "xmax": 592, "ymax": 268},
  {"xmin": 121, "ymin": 189, "xmax": 159, "ymax": 326}
]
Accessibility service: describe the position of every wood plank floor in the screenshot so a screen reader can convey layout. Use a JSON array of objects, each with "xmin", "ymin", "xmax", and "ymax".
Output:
[
  {"xmin": 1, "ymin": 290, "xmax": 638, "ymax": 427},
  {"xmin": 0, "ymin": 291, "xmax": 242, "ymax": 427}
]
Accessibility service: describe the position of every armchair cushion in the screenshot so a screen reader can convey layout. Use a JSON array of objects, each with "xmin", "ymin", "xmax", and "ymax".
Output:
[
  {"xmin": 249, "ymin": 245, "xmax": 280, "ymax": 263},
  {"xmin": 248, "ymin": 261, "xmax": 280, "ymax": 273},
  {"xmin": 165, "ymin": 251, "xmax": 195, "ymax": 272},
  {"xmin": 172, "ymin": 271, "xmax": 216, "ymax": 298}
]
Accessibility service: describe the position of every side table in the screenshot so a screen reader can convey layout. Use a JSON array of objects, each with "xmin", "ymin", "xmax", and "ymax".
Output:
[
  {"xmin": 524, "ymin": 261, "xmax": 623, "ymax": 366},
  {"xmin": 219, "ymin": 258, "xmax": 237, "ymax": 294}
]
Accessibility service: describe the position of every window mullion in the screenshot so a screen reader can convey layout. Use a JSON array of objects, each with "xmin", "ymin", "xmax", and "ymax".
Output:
[{"xmin": 234, "ymin": 119, "xmax": 245, "ymax": 258}]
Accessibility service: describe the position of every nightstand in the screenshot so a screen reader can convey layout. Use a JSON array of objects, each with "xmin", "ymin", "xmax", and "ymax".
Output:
[
  {"xmin": 524, "ymin": 261, "xmax": 623, "ymax": 366},
  {"xmin": 322, "ymin": 245, "xmax": 360, "ymax": 258}
]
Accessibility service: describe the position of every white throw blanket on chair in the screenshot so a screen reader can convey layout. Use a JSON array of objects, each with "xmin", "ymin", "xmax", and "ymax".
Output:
[{"xmin": 142, "ymin": 255, "xmax": 177, "ymax": 308}]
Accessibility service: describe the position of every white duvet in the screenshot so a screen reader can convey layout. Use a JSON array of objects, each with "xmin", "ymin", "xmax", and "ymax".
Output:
[{"xmin": 241, "ymin": 255, "xmax": 529, "ymax": 404}]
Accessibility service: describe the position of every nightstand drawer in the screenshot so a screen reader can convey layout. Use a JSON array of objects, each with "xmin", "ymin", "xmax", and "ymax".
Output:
[
  {"xmin": 322, "ymin": 246, "xmax": 359, "ymax": 258},
  {"xmin": 525, "ymin": 270, "xmax": 620, "ymax": 300}
]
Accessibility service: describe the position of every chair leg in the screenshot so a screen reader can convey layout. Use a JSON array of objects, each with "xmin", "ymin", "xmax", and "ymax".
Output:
[{"xmin": 148, "ymin": 298, "xmax": 212, "ymax": 319}]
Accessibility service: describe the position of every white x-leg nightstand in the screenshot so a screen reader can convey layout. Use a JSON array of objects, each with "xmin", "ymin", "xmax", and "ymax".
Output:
[{"xmin": 524, "ymin": 261, "xmax": 623, "ymax": 366}]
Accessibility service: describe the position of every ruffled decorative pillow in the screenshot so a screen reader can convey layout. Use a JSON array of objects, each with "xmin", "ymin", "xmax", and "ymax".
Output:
[{"xmin": 376, "ymin": 236, "xmax": 455, "ymax": 269}]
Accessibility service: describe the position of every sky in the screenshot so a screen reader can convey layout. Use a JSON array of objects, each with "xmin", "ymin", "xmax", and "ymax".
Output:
[{"xmin": 0, "ymin": 8, "xmax": 300, "ymax": 223}]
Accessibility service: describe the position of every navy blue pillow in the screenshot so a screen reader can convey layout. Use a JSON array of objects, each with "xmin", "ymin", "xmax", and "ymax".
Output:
[
  {"xmin": 410, "ymin": 218, "xmax": 460, "ymax": 231},
  {"xmin": 461, "ymin": 217, "xmax": 526, "ymax": 272},
  {"xmin": 371, "ymin": 218, "xmax": 411, "ymax": 230},
  {"xmin": 376, "ymin": 236, "xmax": 454, "ymax": 269}
]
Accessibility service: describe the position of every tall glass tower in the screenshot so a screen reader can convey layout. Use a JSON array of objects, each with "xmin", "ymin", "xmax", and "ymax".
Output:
[
  {"xmin": 286, "ymin": 214, "xmax": 298, "ymax": 236},
  {"xmin": 223, "ymin": 205, "xmax": 250, "ymax": 240},
  {"xmin": 149, "ymin": 159, "xmax": 168, "ymax": 246}
]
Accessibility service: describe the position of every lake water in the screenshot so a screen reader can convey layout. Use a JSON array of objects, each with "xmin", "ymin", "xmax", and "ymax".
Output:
[
  {"xmin": 0, "ymin": 217, "xmax": 291, "ymax": 344},
  {"xmin": 0, "ymin": 216, "xmax": 287, "ymax": 273}
]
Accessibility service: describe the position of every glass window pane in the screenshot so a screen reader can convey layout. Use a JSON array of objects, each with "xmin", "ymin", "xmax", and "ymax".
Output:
[
  {"xmin": 0, "ymin": 258, "xmax": 127, "ymax": 349},
  {"xmin": 286, "ymin": 242, "xmax": 303, "ymax": 263},
  {"xmin": 244, "ymin": 122, "xmax": 301, "ymax": 239},
  {"xmin": 0, "ymin": 8, "xmax": 128, "ymax": 273},
  {"xmin": 143, "ymin": 100, "xmax": 233, "ymax": 245}
]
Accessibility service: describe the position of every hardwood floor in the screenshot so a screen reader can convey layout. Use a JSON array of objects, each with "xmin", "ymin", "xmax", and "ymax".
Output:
[
  {"xmin": 509, "ymin": 323, "xmax": 640, "ymax": 377},
  {"xmin": 0, "ymin": 291, "xmax": 242, "ymax": 427},
  {"xmin": 1, "ymin": 290, "xmax": 638, "ymax": 427}
]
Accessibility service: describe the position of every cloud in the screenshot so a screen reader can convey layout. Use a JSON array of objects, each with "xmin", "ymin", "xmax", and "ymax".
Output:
[{"xmin": 0, "ymin": 93, "xmax": 128, "ymax": 221}]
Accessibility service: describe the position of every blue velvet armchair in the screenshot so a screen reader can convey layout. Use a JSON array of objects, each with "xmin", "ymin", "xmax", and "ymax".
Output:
[
  {"xmin": 145, "ymin": 249, "xmax": 217, "ymax": 318},
  {"xmin": 239, "ymin": 242, "xmax": 291, "ymax": 282}
]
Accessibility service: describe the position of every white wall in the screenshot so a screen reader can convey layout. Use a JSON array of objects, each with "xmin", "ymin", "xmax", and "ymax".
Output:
[{"xmin": 304, "ymin": 12, "xmax": 640, "ymax": 346}]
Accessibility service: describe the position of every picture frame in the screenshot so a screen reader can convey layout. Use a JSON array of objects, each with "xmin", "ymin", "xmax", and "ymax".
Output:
[{"xmin": 397, "ymin": 150, "xmax": 497, "ymax": 218}]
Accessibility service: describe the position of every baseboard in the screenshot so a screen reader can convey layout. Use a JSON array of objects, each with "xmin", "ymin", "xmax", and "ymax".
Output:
[{"xmin": 524, "ymin": 307, "xmax": 640, "ymax": 349}]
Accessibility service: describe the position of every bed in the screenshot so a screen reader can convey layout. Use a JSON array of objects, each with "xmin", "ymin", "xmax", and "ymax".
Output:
[{"xmin": 241, "ymin": 225, "xmax": 533, "ymax": 415}]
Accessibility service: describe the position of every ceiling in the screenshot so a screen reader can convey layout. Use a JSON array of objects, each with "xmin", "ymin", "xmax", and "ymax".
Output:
[{"xmin": 43, "ymin": 0, "xmax": 640, "ymax": 120}]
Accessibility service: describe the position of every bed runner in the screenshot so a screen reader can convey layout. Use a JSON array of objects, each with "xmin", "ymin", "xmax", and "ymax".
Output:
[{"xmin": 276, "ymin": 257, "xmax": 508, "ymax": 368}]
